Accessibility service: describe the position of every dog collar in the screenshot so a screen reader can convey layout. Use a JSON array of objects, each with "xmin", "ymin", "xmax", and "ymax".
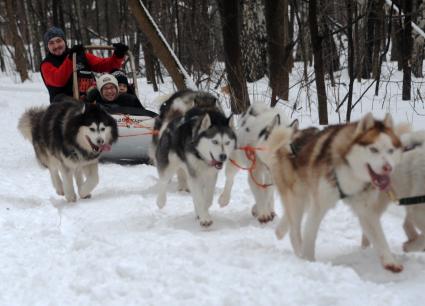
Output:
[
  {"xmin": 333, "ymin": 170, "xmax": 370, "ymax": 199},
  {"xmin": 399, "ymin": 195, "xmax": 425, "ymax": 206}
]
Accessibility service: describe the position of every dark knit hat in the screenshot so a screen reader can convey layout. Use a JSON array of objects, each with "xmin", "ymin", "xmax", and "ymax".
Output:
[
  {"xmin": 111, "ymin": 70, "xmax": 129, "ymax": 86},
  {"xmin": 43, "ymin": 27, "xmax": 65, "ymax": 46}
]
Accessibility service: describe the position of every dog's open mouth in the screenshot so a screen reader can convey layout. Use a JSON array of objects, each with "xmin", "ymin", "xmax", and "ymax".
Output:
[
  {"xmin": 209, "ymin": 154, "xmax": 223, "ymax": 170},
  {"xmin": 86, "ymin": 136, "xmax": 111, "ymax": 153},
  {"xmin": 367, "ymin": 164, "xmax": 390, "ymax": 191}
]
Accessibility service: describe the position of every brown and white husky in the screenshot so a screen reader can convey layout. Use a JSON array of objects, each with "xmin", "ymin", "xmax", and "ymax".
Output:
[{"xmin": 261, "ymin": 113, "xmax": 404, "ymax": 272}]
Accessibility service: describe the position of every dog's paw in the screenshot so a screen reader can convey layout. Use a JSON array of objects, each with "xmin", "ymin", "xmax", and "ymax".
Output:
[
  {"xmin": 275, "ymin": 225, "xmax": 287, "ymax": 240},
  {"xmin": 65, "ymin": 193, "xmax": 77, "ymax": 203},
  {"xmin": 361, "ymin": 234, "xmax": 370, "ymax": 249},
  {"xmin": 80, "ymin": 193, "xmax": 92, "ymax": 199},
  {"xmin": 257, "ymin": 211, "xmax": 276, "ymax": 223},
  {"xmin": 199, "ymin": 218, "xmax": 213, "ymax": 227},
  {"xmin": 56, "ymin": 189, "xmax": 64, "ymax": 196},
  {"xmin": 402, "ymin": 237, "xmax": 425, "ymax": 252},
  {"xmin": 383, "ymin": 262, "xmax": 403, "ymax": 273},
  {"xmin": 218, "ymin": 193, "xmax": 230, "ymax": 207},
  {"xmin": 156, "ymin": 194, "xmax": 166, "ymax": 209}
]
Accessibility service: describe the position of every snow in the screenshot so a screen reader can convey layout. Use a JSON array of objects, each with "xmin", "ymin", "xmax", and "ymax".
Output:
[{"xmin": 1, "ymin": 70, "xmax": 425, "ymax": 306}]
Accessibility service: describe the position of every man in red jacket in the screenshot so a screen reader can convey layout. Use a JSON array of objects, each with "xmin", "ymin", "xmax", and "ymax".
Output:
[{"xmin": 40, "ymin": 26, "xmax": 129, "ymax": 103}]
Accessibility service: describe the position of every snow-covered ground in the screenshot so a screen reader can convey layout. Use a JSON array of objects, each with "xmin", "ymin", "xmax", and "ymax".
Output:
[{"xmin": 1, "ymin": 71, "xmax": 425, "ymax": 306}]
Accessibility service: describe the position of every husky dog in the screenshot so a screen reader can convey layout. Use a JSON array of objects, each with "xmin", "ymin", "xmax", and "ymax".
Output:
[
  {"xmin": 155, "ymin": 105, "xmax": 236, "ymax": 227},
  {"xmin": 361, "ymin": 130, "xmax": 425, "ymax": 253},
  {"xmin": 18, "ymin": 98, "xmax": 118, "ymax": 202},
  {"xmin": 218, "ymin": 103, "xmax": 294, "ymax": 223},
  {"xmin": 263, "ymin": 113, "xmax": 404, "ymax": 272},
  {"xmin": 151, "ymin": 89, "xmax": 220, "ymax": 191}
]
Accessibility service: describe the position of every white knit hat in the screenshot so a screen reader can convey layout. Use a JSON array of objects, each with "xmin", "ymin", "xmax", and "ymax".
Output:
[{"xmin": 96, "ymin": 74, "xmax": 119, "ymax": 92}]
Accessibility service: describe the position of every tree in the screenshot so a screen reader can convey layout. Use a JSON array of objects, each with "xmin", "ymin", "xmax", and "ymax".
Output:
[
  {"xmin": 5, "ymin": 0, "xmax": 29, "ymax": 82},
  {"xmin": 309, "ymin": 0, "xmax": 328, "ymax": 124},
  {"xmin": 217, "ymin": 0, "xmax": 250, "ymax": 113},
  {"xmin": 401, "ymin": 0, "xmax": 412, "ymax": 100},
  {"xmin": 265, "ymin": 0, "xmax": 291, "ymax": 105},
  {"xmin": 128, "ymin": 0, "xmax": 191, "ymax": 90}
]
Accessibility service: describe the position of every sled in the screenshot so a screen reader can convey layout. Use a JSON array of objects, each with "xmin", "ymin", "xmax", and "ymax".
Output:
[{"xmin": 72, "ymin": 45, "xmax": 155, "ymax": 163}]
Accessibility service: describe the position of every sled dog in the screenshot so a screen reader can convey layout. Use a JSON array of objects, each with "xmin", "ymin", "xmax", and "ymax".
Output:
[
  {"xmin": 155, "ymin": 105, "xmax": 236, "ymax": 227},
  {"xmin": 18, "ymin": 97, "xmax": 118, "ymax": 202},
  {"xmin": 264, "ymin": 113, "xmax": 404, "ymax": 272},
  {"xmin": 362, "ymin": 129, "xmax": 425, "ymax": 253},
  {"xmin": 218, "ymin": 103, "xmax": 295, "ymax": 223},
  {"xmin": 151, "ymin": 89, "xmax": 220, "ymax": 190}
]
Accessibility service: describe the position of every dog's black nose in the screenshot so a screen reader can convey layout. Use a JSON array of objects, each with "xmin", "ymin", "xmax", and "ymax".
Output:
[
  {"xmin": 96, "ymin": 138, "xmax": 104, "ymax": 145},
  {"xmin": 219, "ymin": 153, "xmax": 227, "ymax": 162}
]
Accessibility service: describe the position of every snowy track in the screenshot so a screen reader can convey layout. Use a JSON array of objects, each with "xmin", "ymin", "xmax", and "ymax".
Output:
[{"xmin": 1, "ymin": 76, "xmax": 425, "ymax": 305}]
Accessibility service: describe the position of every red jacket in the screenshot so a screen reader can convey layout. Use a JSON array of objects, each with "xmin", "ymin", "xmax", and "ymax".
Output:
[{"xmin": 41, "ymin": 51, "xmax": 124, "ymax": 103}]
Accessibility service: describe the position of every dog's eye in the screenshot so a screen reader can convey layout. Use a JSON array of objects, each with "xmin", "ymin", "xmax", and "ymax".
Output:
[
  {"xmin": 245, "ymin": 127, "xmax": 250, "ymax": 132},
  {"xmin": 388, "ymin": 148, "xmax": 394, "ymax": 154},
  {"xmin": 100, "ymin": 127, "xmax": 105, "ymax": 132},
  {"xmin": 89, "ymin": 128, "xmax": 95, "ymax": 132},
  {"xmin": 225, "ymin": 141, "xmax": 231, "ymax": 146},
  {"xmin": 369, "ymin": 147, "xmax": 379, "ymax": 154},
  {"xmin": 212, "ymin": 140, "xmax": 219, "ymax": 145}
]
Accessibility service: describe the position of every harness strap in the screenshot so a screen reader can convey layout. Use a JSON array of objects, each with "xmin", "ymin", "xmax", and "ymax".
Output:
[{"xmin": 399, "ymin": 195, "xmax": 425, "ymax": 206}]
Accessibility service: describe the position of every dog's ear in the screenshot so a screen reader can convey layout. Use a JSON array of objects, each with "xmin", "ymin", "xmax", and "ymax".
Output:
[
  {"xmin": 259, "ymin": 114, "xmax": 281, "ymax": 140},
  {"xmin": 226, "ymin": 114, "xmax": 234, "ymax": 128},
  {"xmin": 355, "ymin": 112, "xmax": 374, "ymax": 135},
  {"xmin": 289, "ymin": 119, "xmax": 299, "ymax": 130},
  {"xmin": 383, "ymin": 113, "xmax": 394, "ymax": 129},
  {"xmin": 194, "ymin": 113, "xmax": 211, "ymax": 137}
]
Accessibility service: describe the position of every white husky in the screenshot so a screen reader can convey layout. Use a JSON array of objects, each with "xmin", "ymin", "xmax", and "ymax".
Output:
[{"xmin": 218, "ymin": 103, "xmax": 291, "ymax": 223}]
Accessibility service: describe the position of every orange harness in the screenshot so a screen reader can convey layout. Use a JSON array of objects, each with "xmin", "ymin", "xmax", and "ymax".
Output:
[
  {"xmin": 117, "ymin": 114, "xmax": 159, "ymax": 137},
  {"xmin": 230, "ymin": 145, "xmax": 273, "ymax": 189}
]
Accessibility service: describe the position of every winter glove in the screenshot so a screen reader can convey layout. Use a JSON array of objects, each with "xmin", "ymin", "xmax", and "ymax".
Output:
[
  {"xmin": 113, "ymin": 43, "xmax": 129, "ymax": 58},
  {"xmin": 68, "ymin": 44, "xmax": 85, "ymax": 59}
]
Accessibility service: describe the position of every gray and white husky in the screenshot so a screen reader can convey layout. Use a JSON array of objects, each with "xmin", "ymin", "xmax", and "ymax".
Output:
[
  {"xmin": 18, "ymin": 97, "xmax": 118, "ymax": 202},
  {"xmin": 155, "ymin": 105, "xmax": 236, "ymax": 227},
  {"xmin": 151, "ymin": 89, "xmax": 220, "ymax": 191}
]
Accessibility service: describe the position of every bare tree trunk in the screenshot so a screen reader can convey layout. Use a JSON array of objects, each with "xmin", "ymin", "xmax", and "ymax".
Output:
[
  {"xmin": 265, "ymin": 0, "xmax": 291, "ymax": 105},
  {"xmin": 5, "ymin": 0, "xmax": 29, "ymax": 82},
  {"xmin": 309, "ymin": 0, "xmax": 328, "ymax": 124},
  {"xmin": 412, "ymin": 0, "xmax": 425, "ymax": 77},
  {"xmin": 128, "ymin": 0, "xmax": 188, "ymax": 90},
  {"xmin": 241, "ymin": 0, "xmax": 267, "ymax": 82},
  {"xmin": 74, "ymin": 0, "xmax": 90, "ymax": 45},
  {"xmin": 345, "ymin": 0, "xmax": 355, "ymax": 122},
  {"xmin": 401, "ymin": 0, "xmax": 412, "ymax": 100},
  {"xmin": 217, "ymin": 0, "xmax": 250, "ymax": 113},
  {"xmin": 371, "ymin": 0, "xmax": 385, "ymax": 80}
]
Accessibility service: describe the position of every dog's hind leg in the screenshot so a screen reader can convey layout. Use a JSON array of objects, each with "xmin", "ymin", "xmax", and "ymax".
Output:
[
  {"xmin": 156, "ymin": 163, "xmax": 179, "ymax": 209},
  {"xmin": 278, "ymin": 191, "xmax": 303, "ymax": 257},
  {"xmin": 177, "ymin": 168, "xmax": 189, "ymax": 192},
  {"xmin": 218, "ymin": 156, "xmax": 239, "ymax": 207},
  {"xmin": 403, "ymin": 209, "xmax": 425, "ymax": 252},
  {"xmin": 58, "ymin": 165, "xmax": 77, "ymax": 202},
  {"xmin": 78, "ymin": 163, "xmax": 99, "ymax": 199},
  {"xmin": 48, "ymin": 167, "xmax": 64, "ymax": 196},
  {"xmin": 275, "ymin": 214, "xmax": 289, "ymax": 240}
]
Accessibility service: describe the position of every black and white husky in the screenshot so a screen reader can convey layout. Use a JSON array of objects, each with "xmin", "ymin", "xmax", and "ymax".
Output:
[
  {"xmin": 18, "ymin": 97, "xmax": 118, "ymax": 202},
  {"xmin": 151, "ymin": 89, "xmax": 221, "ymax": 191},
  {"xmin": 155, "ymin": 105, "xmax": 236, "ymax": 227}
]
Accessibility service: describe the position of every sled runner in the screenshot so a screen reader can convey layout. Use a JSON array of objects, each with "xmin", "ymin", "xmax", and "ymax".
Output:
[{"xmin": 72, "ymin": 45, "xmax": 155, "ymax": 163}]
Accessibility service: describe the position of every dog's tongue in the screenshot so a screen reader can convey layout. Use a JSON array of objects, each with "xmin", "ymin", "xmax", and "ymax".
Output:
[
  {"xmin": 368, "ymin": 165, "xmax": 391, "ymax": 191},
  {"xmin": 99, "ymin": 144, "xmax": 112, "ymax": 152},
  {"xmin": 210, "ymin": 160, "xmax": 223, "ymax": 170}
]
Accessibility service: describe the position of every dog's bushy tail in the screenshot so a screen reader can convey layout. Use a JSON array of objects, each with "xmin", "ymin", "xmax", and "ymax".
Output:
[
  {"xmin": 17, "ymin": 106, "xmax": 45, "ymax": 142},
  {"xmin": 266, "ymin": 126, "xmax": 294, "ymax": 155}
]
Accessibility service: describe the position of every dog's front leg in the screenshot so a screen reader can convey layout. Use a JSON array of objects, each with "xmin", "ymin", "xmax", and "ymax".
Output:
[
  {"xmin": 58, "ymin": 165, "xmax": 76, "ymax": 202},
  {"xmin": 249, "ymin": 161, "xmax": 275, "ymax": 223},
  {"xmin": 218, "ymin": 153, "xmax": 239, "ymax": 207},
  {"xmin": 355, "ymin": 210, "xmax": 403, "ymax": 272},
  {"xmin": 188, "ymin": 175, "xmax": 214, "ymax": 227},
  {"xmin": 78, "ymin": 163, "xmax": 99, "ymax": 199},
  {"xmin": 48, "ymin": 167, "xmax": 64, "ymax": 196}
]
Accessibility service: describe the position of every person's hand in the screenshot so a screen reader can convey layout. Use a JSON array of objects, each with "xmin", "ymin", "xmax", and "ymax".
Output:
[
  {"xmin": 68, "ymin": 44, "xmax": 85, "ymax": 59},
  {"xmin": 113, "ymin": 43, "xmax": 129, "ymax": 58}
]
